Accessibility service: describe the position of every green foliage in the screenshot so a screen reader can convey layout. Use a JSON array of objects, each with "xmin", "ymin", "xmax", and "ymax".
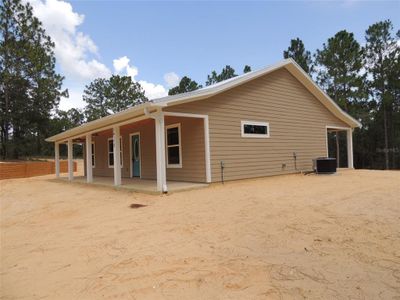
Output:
[
  {"xmin": 206, "ymin": 65, "xmax": 237, "ymax": 86},
  {"xmin": 0, "ymin": 0, "xmax": 67, "ymax": 159},
  {"xmin": 315, "ymin": 30, "xmax": 365, "ymax": 113},
  {"xmin": 53, "ymin": 108, "xmax": 85, "ymax": 132},
  {"xmin": 363, "ymin": 20, "xmax": 400, "ymax": 169},
  {"xmin": 168, "ymin": 76, "xmax": 202, "ymax": 95},
  {"xmin": 30, "ymin": 108, "xmax": 84, "ymax": 157},
  {"xmin": 283, "ymin": 38, "xmax": 313, "ymax": 74},
  {"xmin": 316, "ymin": 23, "xmax": 400, "ymax": 170},
  {"xmin": 83, "ymin": 75, "xmax": 148, "ymax": 121},
  {"xmin": 243, "ymin": 65, "xmax": 252, "ymax": 73}
]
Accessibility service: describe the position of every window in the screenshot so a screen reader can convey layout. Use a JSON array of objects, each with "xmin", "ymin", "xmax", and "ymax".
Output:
[
  {"xmin": 108, "ymin": 137, "xmax": 123, "ymax": 167},
  {"xmin": 91, "ymin": 142, "xmax": 95, "ymax": 168},
  {"xmin": 241, "ymin": 121, "xmax": 270, "ymax": 138},
  {"xmin": 166, "ymin": 123, "xmax": 182, "ymax": 168}
]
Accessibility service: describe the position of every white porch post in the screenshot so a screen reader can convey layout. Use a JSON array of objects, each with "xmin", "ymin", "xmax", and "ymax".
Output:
[
  {"xmin": 67, "ymin": 139, "xmax": 73, "ymax": 181},
  {"xmin": 160, "ymin": 115, "xmax": 167, "ymax": 192},
  {"xmin": 113, "ymin": 126, "xmax": 122, "ymax": 186},
  {"xmin": 154, "ymin": 113, "xmax": 167, "ymax": 192},
  {"xmin": 55, "ymin": 142, "xmax": 60, "ymax": 178},
  {"xmin": 86, "ymin": 134, "xmax": 93, "ymax": 183},
  {"xmin": 347, "ymin": 128, "xmax": 354, "ymax": 169},
  {"xmin": 204, "ymin": 116, "xmax": 211, "ymax": 183}
]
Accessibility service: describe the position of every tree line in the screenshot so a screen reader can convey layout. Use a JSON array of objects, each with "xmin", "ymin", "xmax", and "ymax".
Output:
[
  {"xmin": 1, "ymin": 0, "xmax": 399, "ymax": 169},
  {"xmin": 283, "ymin": 22, "xmax": 399, "ymax": 170}
]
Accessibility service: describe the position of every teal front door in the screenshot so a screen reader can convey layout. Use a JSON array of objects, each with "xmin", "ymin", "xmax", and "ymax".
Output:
[{"xmin": 131, "ymin": 134, "xmax": 140, "ymax": 177}]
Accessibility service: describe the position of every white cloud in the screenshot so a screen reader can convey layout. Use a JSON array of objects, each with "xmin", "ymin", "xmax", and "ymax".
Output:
[
  {"xmin": 138, "ymin": 81, "xmax": 167, "ymax": 99},
  {"xmin": 29, "ymin": 0, "xmax": 82, "ymax": 34},
  {"xmin": 59, "ymin": 87, "xmax": 85, "ymax": 110},
  {"xmin": 126, "ymin": 65, "xmax": 139, "ymax": 79},
  {"xmin": 28, "ymin": 0, "xmax": 111, "ymax": 81},
  {"xmin": 113, "ymin": 55, "xmax": 168, "ymax": 99},
  {"xmin": 28, "ymin": 0, "xmax": 172, "ymax": 108},
  {"xmin": 113, "ymin": 56, "xmax": 139, "ymax": 80},
  {"xmin": 164, "ymin": 72, "xmax": 180, "ymax": 88},
  {"xmin": 113, "ymin": 56, "xmax": 139, "ymax": 79},
  {"xmin": 113, "ymin": 56, "xmax": 130, "ymax": 73}
]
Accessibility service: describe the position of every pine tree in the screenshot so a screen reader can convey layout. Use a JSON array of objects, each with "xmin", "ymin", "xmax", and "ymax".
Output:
[
  {"xmin": 168, "ymin": 76, "xmax": 202, "ymax": 95},
  {"xmin": 83, "ymin": 75, "xmax": 147, "ymax": 121},
  {"xmin": 283, "ymin": 38, "xmax": 313, "ymax": 74},
  {"xmin": 364, "ymin": 20, "xmax": 400, "ymax": 170},
  {"xmin": 206, "ymin": 65, "xmax": 237, "ymax": 86},
  {"xmin": 243, "ymin": 65, "xmax": 252, "ymax": 73},
  {"xmin": 0, "ymin": 0, "xmax": 66, "ymax": 159},
  {"xmin": 315, "ymin": 30, "xmax": 365, "ymax": 113},
  {"xmin": 314, "ymin": 30, "xmax": 366, "ymax": 167}
]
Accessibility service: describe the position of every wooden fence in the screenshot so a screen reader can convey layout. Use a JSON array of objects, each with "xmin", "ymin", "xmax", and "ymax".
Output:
[{"xmin": 0, "ymin": 161, "xmax": 77, "ymax": 180}]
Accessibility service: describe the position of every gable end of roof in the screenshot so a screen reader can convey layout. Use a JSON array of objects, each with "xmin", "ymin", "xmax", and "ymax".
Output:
[{"xmin": 46, "ymin": 58, "xmax": 361, "ymax": 143}]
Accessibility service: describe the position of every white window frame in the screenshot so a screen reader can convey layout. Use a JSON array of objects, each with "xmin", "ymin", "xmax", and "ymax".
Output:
[
  {"xmin": 165, "ymin": 123, "xmax": 182, "ymax": 168},
  {"xmin": 241, "ymin": 120, "xmax": 270, "ymax": 138},
  {"xmin": 91, "ymin": 142, "xmax": 95, "ymax": 168},
  {"xmin": 108, "ymin": 137, "xmax": 123, "ymax": 168}
]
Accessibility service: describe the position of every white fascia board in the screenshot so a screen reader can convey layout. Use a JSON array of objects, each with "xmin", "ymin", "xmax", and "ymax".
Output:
[{"xmin": 46, "ymin": 102, "xmax": 163, "ymax": 143}]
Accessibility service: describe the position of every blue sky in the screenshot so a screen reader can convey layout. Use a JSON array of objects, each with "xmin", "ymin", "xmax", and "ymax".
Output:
[{"xmin": 28, "ymin": 0, "xmax": 399, "ymax": 110}]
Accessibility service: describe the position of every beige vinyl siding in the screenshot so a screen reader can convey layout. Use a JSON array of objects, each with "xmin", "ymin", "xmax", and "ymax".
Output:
[
  {"xmin": 134, "ymin": 121, "xmax": 157, "ymax": 179},
  {"xmin": 91, "ymin": 120, "xmax": 157, "ymax": 179},
  {"xmin": 89, "ymin": 117, "xmax": 206, "ymax": 182},
  {"xmin": 165, "ymin": 116, "xmax": 206, "ymax": 182},
  {"xmin": 164, "ymin": 68, "xmax": 348, "ymax": 182},
  {"xmin": 91, "ymin": 131, "xmax": 112, "ymax": 177}
]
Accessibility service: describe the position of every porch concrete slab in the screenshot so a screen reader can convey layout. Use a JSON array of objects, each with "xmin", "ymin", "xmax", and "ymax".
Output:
[{"xmin": 55, "ymin": 176, "xmax": 208, "ymax": 194}]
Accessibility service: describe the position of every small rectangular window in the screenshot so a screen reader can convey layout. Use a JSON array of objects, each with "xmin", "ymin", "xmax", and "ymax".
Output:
[
  {"xmin": 108, "ymin": 137, "xmax": 123, "ymax": 168},
  {"xmin": 241, "ymin": 121, "xmax": 270, "ymax": 138},
  {"xmin": 166, "ymin": 123, "xmax": 182, "ymax": 168}
]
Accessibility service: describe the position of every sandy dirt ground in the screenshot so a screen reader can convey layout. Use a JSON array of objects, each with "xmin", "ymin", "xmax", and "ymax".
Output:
[{"xmin": 1, "ymin": 169, "xmax": 399, "ymax": 299}]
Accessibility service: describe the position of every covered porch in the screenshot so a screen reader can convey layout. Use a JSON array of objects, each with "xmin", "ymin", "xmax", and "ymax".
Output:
[
  {"xmin": 50, "ymin": 106, "xmax": 211, "ymax": 193},
  {"xmin": 57, "ymin": 175, "xmax": 208, "ymax": 194},
  {"xmin": 326, "ymin": 125, "xmax": 354, "ymax": 168}
]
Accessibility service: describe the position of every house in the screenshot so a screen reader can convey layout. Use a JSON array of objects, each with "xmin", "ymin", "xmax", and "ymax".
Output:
[{"xmin": 46, "ymin": 59, "xmax": 361, "ymax": 192}]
